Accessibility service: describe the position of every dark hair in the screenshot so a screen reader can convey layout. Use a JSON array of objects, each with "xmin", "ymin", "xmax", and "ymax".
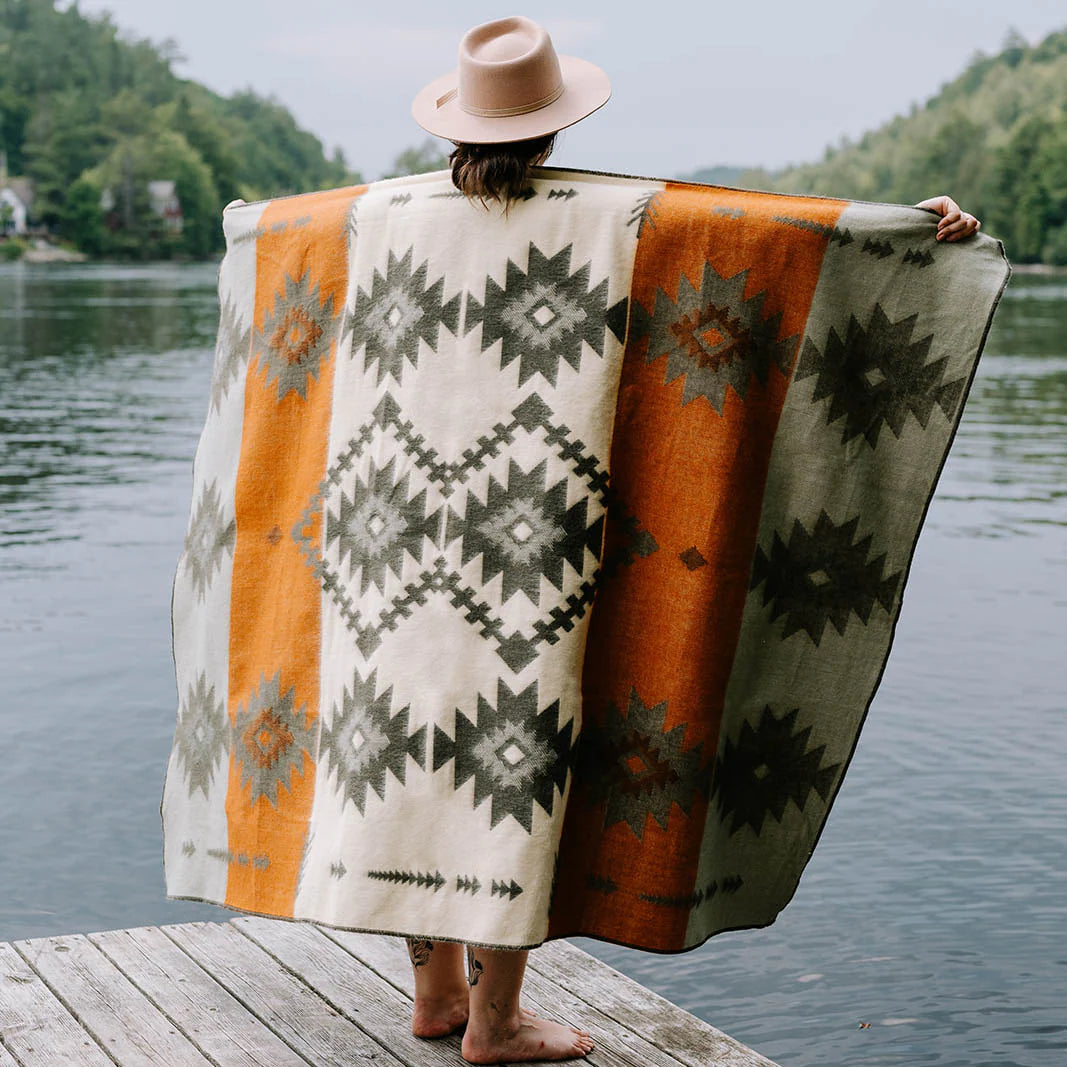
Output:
[{"xmin": 449, "ymin": 134, "xmax": 556, "ymax": 205}]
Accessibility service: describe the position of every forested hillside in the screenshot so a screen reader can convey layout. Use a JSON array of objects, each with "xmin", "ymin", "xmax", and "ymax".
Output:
[
  {"xmin": 762, "ymin": 28, "xmax": 1067, "ymax": 264},
  {"xmin": 5, "ymin": 4, "xmax": 1065, "ymax": 263},
  {"xmin": 0, "ymin": 0, "xmax": 356, "ymax": 258}
]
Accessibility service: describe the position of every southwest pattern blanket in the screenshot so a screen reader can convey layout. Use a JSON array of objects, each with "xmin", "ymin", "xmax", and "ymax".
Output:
[{"xmin": 161, "ymin": 168, "xmax": 1009, "ymax": 951}]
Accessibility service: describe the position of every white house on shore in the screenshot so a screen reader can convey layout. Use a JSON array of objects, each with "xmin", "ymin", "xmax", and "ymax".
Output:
[
  {"xmin": 0, "ymin": 148, "xmax": 32, "ymax": 236},
  {"xmin": 147, "ymin": 180, "xmax": 183, "ymax": 234},
  {"xmin": 1, "ymin": 179, "xmax": 32, "ymax": 236}
]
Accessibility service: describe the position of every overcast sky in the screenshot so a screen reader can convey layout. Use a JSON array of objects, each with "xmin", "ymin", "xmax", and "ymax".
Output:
[{"xmin": 75, "ymin": 0, "xmax": 1067, "ymax": 181}]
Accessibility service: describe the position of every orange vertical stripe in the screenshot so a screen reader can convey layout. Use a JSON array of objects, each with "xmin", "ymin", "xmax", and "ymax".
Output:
[
  {"xmin": 552, "ymin": 185, "xmax": 847, "ymax": 948},
  {"xmin": 225, "ymin": 185, "xmax": 365, "ymax": 917}
]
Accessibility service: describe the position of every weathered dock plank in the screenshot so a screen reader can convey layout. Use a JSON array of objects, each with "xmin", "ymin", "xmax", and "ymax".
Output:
[
  {"xmin": 532, "ymin": 940, "xmax": 779, "ymax": 1067},
  {"xmin": 231, "ymin": 915, "xmax": 464, "ymax": 1067},
  {"xmin": 12, "ymin": 932, "xmax": 211, "ymax": 1066},
  {"xmin": 322, "ymin": 924, "xmax": 701, "ymax": 1067},
  {"xmin": 0, "ymin": 942, "xmax": 113, "ymax": 1066},
  {"xmin": 90, "ymin": 925, "xmax": 314, "ymax": 1066},
  {"xmin": 0, "ymin": 919, "xmax": 779, "ymax": 1067},
  {"xmin": 164, "ymin": 920, "xmax": 404, "ymax": 1066}
]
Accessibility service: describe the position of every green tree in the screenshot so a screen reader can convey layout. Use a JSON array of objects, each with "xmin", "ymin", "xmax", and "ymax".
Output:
[
  {"xmin": 763, "ymin": 24, "xmax": 1067, "ymax": 261},
  {"xmin": 384, "ymin": 139, "xmax": 449, "ymax": 178},
  {"xmin": 0, "ymin": 0, "xmax": 362, "ymax": 257},
  {"xmin": 79, "ymin": 129, "xmax": 218, "ymax": 259},
  {"xmin": 61, "ymin": 175, "xmax": 105, "ymax": 255}
]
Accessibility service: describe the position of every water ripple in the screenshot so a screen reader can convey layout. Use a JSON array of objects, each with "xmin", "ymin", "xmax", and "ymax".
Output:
[{"xmin": 0, "ymin": 264, "xmax": 1063, "ymax": 1067}]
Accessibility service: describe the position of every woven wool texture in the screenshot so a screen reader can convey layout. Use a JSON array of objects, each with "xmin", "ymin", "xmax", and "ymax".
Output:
[{"xmin": 161, "ymin": 168, "xmax": 1009, "ymax": 951}]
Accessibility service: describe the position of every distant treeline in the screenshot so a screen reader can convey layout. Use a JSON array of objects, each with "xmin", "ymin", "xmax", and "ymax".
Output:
[
  {"xmin": 4, "ymin": 3, "xmax": 1065, "ymax": 263},
  {"xmin": 0, "ymin": 0, "xmax": 357, "ymax": 258},
  {"xmin": 688, "ymin": 28, "xmax": 1067, "ymax": 265}
]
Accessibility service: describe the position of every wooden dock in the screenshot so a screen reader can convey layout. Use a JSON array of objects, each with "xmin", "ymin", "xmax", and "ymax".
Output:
[{"xmin": 0, "ymin": 917, "xmax": 779, "ymax": 1066}]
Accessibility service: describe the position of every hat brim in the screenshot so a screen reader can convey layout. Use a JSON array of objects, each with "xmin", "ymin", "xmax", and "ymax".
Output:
[{"xmin": 412, "ymin": 54, "xmax": 610, "ymax": 144}]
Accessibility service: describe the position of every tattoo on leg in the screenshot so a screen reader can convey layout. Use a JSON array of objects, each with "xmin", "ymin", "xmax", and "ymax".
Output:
[
  {"xmin": 466, "ymin": 946, "xmax": 484, "ymax": 987},
  {"xmin": 407, "ymin": 938, "xmax": 433, "ymax": 969}
]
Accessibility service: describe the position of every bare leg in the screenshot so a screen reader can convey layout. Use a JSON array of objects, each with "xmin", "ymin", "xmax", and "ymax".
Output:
[
  {"xmin": 461, "ymin": 946, "xmax": 594, "ymax": 1064},
  {"xmin": 407, "ymin": 938, "xmax": 469, "ymax": 1038}
]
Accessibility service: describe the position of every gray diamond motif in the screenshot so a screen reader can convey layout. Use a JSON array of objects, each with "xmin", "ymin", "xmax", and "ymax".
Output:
[
  {"xmin": 320, "ymin": 669, "xmax": 426, "ymax": 816},
  {"xmin": 446, "ymin": 458, "xmax": 603, "ymax": 605},
  {"xmin": 183, "ymin": 480, "xmax": 236, "ymax": 601},
  {"xmin": 630, "ymin": 262, "xmax": 797, "ymax": 411},
  {"xmin": 253, "ymin": 270, "xmax": 336, "ymax": 401},
  {"xmin": 794, "ymin": 302, "xmax": 965, "ymax": 447},
  {"xmin": 712, "ymin": 706, "xmax": 841, "ymax": 836},
  {"xmin": 749, "ymin": 509, "xmax": 902, "ymax": 645},
  {"xmin": 348, "ymin": 247, "xmax": 461, "ymax": 385},
  {"xmin": 210, "ymin": 298, "xmax": 251, "ymax": 411},
  {"xmin": 233, "ymin": 672, "xmax": 316, "ymax": 809},
  {"xmin": 433, "ymin": 680, "xmax": 575, "ymax": 832},
  {"xmin": 173, "ymin": 673, "xmax": 230, "ymax": 799},
  {"xmin": 465, "ymin": 243, "xmax": 628, "ymax": 387},
  {"xmin": 576, "ymin": 688, "xmax": 710, "ymax": 839},
  {"xmin": 294, "ymin": 391, "xmax": 608, "ymax": 673},
  {"xmin": 325, "ymin": 456, "xmax": 442, "ymax": 596}
]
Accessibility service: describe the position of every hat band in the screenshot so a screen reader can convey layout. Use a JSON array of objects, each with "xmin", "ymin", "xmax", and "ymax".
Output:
[{"xmin": 435, "ymin": 81, "xmax": 565, "ymax": 118}]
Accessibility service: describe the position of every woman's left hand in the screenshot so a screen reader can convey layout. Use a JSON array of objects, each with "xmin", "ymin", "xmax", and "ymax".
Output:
[{"xmin": 914, "ymin": 195, "xmax": 981, "ymax": 242}]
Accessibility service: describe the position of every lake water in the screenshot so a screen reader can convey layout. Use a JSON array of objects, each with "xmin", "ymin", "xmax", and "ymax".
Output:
[{"xmin": 0, "ymin": 260, "xmax": 1062, "ymax": 1067}]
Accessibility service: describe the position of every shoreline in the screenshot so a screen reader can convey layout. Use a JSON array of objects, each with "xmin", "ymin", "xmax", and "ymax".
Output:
[{"xmin": 1009, "ymin": 262, "xmax": 1067, "ymax": 275}]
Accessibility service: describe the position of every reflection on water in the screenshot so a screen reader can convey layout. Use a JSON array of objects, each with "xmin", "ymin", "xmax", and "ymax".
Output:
[
  {"xmin": 0, "ymin": 263, "xmax": 1063, "ymax": 1067},
  {"xmin": 0, "ymin": 263, "xmax": 218, "ymax": 553},
  {"xmin": 938, "ymin": 280, "xmax": 1067, "ymax": 538}
]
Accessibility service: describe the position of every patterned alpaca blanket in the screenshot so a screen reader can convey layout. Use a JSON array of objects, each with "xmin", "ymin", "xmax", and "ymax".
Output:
[{"xmin": 161, "ymin": 167, "xmax": 1009, "ymax": 951}]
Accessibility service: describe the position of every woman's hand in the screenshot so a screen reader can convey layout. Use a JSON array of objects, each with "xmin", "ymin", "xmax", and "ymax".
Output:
[{"xmin": 914, "ymin": 195, "xmax": 981, "ymax": 242}]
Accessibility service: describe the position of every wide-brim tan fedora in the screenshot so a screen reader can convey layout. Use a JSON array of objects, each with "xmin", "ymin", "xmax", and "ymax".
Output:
[{"xmin": 412, "ymin": 16, "xmax": 610, "ymax": 144}]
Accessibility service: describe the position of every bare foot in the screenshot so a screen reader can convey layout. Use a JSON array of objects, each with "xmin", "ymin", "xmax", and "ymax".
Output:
[
  {"xmin": 407, "ymin": 938, "xmax": 469, "ymax": 1038},
  {"xmin": 462, "ymin": 1012, "xmax": 594, "ymax": 1063},
  {"xmin": 412, "ymin": 990, "xmax": 469, "ymax": 1038}
]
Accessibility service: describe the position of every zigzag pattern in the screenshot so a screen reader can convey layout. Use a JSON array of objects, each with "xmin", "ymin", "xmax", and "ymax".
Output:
[
  {"xmin": 491, "ymin": 879, "xmax": 523, "ymax": 900},
  {"xmin": 639, "ymin": 874, "xmax": 743, "ymax": 909},
  {"xmin": 232, "ymin": 225, "xmax": 266, "ymax": 246},
  {"xmin": 627, "ymin": 190, "xmax": 660, "ymax": 236},
  {"xmin": 903, "ymin": 247, "xmax": 935, "ymax": 268},
  {"xmin": 367, "ymin": 868, "xmax": 446, "ymax": 891},
  {"xmin": 862, "ymin": 237, "xmax": 894, "ymax": 259},
  {"xmin": 206, "ymin": 847, "xmax": 270, "ymax": 870},
  {"xmin": 587, "ymin": 874, "xmax": 619, "ymax": 894},
  {"xmin": 772, "ymin": 215, "xmax": 854, "ymax": 246}
]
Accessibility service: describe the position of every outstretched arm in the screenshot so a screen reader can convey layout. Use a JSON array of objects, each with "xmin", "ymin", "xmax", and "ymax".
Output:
[{"xmin": 915, "ymin": 195, "xmax": 981, "ymax": 242}]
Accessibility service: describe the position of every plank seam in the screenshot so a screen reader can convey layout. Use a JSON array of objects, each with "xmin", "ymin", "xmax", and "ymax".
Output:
[
  {"xmin": 528, "ymin": 948, "xmax": 776, "ymax": 1067},
  {"xmin": 10, "ymin": 941, "xmax": 125, "ymax": 1067},
  {"xmin": 311, "ymin": 926, "xmax": 415, "ymax": 1002},
  {"xmin": 158, "ymin": 924, "xmax": 327, "ymax": 1067},
  {"xmin": 88, "ymin": 928, "xmax": 252, "ymax": 1067},
  {"xmin": 0, "ymin": 1028, "xmax": 29, "ymax": 1067},
  {"xmin": 228, "ymin": 920, "xmax": 423, "ymax": 1067},
  {"xmin": 306, "ymin": 927, "xmax": 664, "ymax": 1067}
]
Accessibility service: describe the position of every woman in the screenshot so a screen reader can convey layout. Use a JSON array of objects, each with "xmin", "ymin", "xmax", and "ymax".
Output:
[
  {"xmin": 405, "ymin": 15, "xmax": 979, "ymax": 1064},
  {"xmin": 163, "ymin": 15, "xmax": 995, "ymax": 1067}
]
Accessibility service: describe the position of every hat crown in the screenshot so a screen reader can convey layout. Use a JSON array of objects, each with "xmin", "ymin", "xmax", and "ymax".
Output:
[{"xmin": 458, "ymin": 16, "xmax": 563, "ymax": 116}]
